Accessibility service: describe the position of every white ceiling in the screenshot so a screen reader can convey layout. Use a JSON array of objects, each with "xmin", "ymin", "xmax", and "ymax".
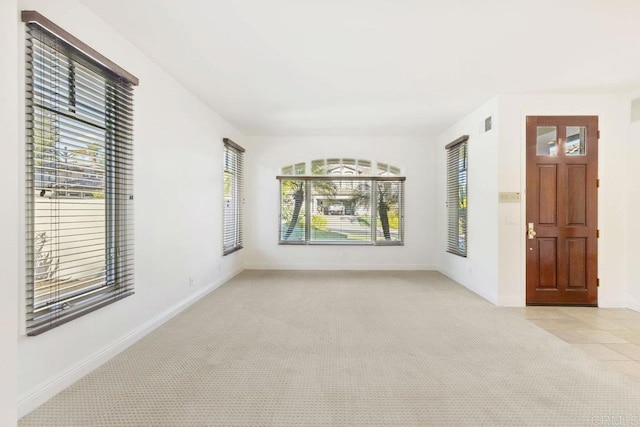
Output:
[{"xmin": 79, "ymin": 0, "xmax": 640, "ymax": 136}]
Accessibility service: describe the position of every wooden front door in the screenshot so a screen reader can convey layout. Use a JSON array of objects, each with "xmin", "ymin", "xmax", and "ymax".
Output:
[{"xmin": 526, "ymin": 116, "xmax": 598, "ymax": 305}]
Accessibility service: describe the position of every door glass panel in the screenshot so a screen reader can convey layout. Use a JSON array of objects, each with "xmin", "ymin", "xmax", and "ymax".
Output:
[
  {"xmin": 566, "ymin": 126, "xmax": 587, "ymax": 156},
  {"xmin": 537, "ymin": 126, "xmax": 558, "ymax": 156}
]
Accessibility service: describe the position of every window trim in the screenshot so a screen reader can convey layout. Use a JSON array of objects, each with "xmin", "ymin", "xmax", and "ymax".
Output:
[
  {"xmin": 446, "ymin": 135, "xmax": 469, "ymax": 257},
  {"xmin": 277, "ymin": 175, "xmax": 405, "ymax": 246},
  {"xmin": 276, "ymin": 175, "xmax": 405, "ymax": 182}
]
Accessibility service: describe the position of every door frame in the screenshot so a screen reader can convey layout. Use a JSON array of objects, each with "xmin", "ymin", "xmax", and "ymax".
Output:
[{"xmin": 524, "ymin": 115, "xmax": 598, "ymax": 306}]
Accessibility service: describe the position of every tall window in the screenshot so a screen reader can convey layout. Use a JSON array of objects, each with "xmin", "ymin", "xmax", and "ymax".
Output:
[
  {"xmin": 223, "ymin": 138, "xmax": 244, "ymax": 255},
  {"xmin": 24, "ymin": 12, "xmax": 137, "ymax": 335},
  {"xmin": 278, "ymin": 159, "xmax": 405, "ymax": 245},
  {"xmin": 446, "ymin": 135, "xmax": 469, "ymax": 257}
]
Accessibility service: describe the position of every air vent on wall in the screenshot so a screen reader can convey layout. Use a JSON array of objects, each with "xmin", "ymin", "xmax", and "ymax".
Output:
[{"xmin": 485, "ymin": 116, "xmax": 492, "ymax": 132}]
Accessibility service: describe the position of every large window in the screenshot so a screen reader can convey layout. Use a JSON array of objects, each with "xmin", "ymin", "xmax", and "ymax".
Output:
[
  {"xmin": 223, "ymin": 138, "xmax": 244, "ymax": 255},
  {"xmin": 278, "ymin": 159, "xmax": 405, "ymax": 245},
  {"xmin": 446, "ymin": 135, "xmax": 469, "ymax": 257},
  {"xmin": 24, "ymin": 12, "xmax": 137, "ymax": 335}
]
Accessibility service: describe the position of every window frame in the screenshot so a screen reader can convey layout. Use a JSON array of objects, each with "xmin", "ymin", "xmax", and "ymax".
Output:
[
  {"xmin": 277, "ymin": 159, "xmax": 405, "ymax": 246},
  {"xmin": 23, "ymin": 11, "xmax": 137, "ymax": 336},
  {"xmin": 222, "ymin": 138, "xmax": 245, "ymax": 255},
  {"xmin": 445, "ymin": 135, "xmax": 469, "ymax": 257}
]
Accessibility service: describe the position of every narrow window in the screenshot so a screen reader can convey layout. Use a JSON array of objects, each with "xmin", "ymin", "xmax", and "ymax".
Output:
[
  {"xmin": 23, "ymin": 11, "xmax": 138, "ymax": 335},
  {"xmin": 446, "ymin": 136, "xmax": 469, "ymax": 257},
  {"xmin": 223, "ymin": 138, "xmax": 245, "ymax": 255}
]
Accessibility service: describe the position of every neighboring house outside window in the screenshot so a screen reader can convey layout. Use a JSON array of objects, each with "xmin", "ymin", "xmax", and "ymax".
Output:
[
  {"xmin": 23, "ymin": 11, "xmax": 137, "ymax": 335},
  {"xmin": 278, "ymin": 158, "xmax": 405, "ymax": 245},
  {"xmin": 446, "ymin": 135, "xmax": 469, "ymax": 257},
  {"xmin": 223, "ymin": 138, "xmax": 245, "ymax": 255}
]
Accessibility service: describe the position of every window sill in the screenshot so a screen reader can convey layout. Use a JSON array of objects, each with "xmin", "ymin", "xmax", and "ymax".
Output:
[{"xmin": 278, "ymin": 241, "xmax": 403, "ymax": 246}]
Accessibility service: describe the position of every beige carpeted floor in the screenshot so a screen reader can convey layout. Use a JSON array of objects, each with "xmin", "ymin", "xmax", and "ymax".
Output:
[{"xmin": 19, "ymin": 271, "xmax": 640, "ymax": 426}]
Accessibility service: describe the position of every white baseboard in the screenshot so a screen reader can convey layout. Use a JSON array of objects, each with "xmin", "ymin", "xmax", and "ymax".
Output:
[
  {"xmin": 497, "ymin": 295, "xmax": 525, "ymax": 307},
  {"xmin": 18, "ymin": 267, "xmax": 243, "ymax": 418},
  {"xmin": 437, "ymin": 268, "xmax": 498, "ymax": 305},
  {"xmin": 598, "ymin": 296, "xmax": 628, "ymax": 308},
  {"xmin": 244, "ymin": 263, "xmax": 436, "ymax": 271},
  {"xmin": 627, "ymin": 297, "xmax": 640, "ymax": 312}
]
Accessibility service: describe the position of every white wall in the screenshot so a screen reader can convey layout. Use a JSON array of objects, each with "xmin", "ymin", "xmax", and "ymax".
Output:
[
  {"xmin": 627, "ymin": 91, "xmax": 640, "ymax": 311},
  {"xmin": 0, "ymin": 0, "xmax": 19, "ymax": 424},
  {"xmin": 16, "ymin": 0, "xmax": 245, "ymax": 416},
  {"xmin": 496, "ymin": 96, "xmax": 524, "ymax": 306},
  {"xmin": 244, "ymin": 136, "xmax": 436, "ymax": 270},
  {"xmin": 436, "ymin": 97, "xmax": 500, "ymax": 304}
]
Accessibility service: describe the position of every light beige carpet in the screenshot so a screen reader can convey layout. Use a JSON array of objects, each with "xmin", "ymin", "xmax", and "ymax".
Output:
[{"xmin": 20, "ymin": 271, "xmax": 640, "ymax": 426}]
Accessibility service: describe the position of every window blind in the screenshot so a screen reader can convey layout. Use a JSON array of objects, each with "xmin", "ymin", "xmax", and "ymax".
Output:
[
  {"xmin": 24, "ymin": 12, "xmax": 137, "ymax": 335},
  {"xmin": 223, "ymin": 138, "xmax": 244, "ymax": 255},
  {"xmin": 446, "ymin": 135, "xmax": 469, "ymax": 257}
]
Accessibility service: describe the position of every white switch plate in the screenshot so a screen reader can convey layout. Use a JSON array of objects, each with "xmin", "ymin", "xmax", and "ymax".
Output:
[{"xmin": 499, "ymin": 192, "xmax": 520, "ymax": 203}]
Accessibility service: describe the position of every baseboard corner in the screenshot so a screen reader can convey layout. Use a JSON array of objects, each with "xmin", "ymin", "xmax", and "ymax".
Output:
[{"xmin": 627, "ymin": 296, "xmax": 640, "ymax": 313}]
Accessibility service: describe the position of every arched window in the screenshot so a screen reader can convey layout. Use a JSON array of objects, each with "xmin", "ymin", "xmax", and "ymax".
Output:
[{"xmin": 277, "ymin": 159, "xmax": 404, "ymax": 245}]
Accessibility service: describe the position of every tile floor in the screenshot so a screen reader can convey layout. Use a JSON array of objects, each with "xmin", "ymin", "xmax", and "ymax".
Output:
[{"xmin": 512, "ymin": 306, "xmax": 640, "ymax": 382}]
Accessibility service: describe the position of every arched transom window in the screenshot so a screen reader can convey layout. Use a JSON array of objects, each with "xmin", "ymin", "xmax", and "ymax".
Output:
[{"xmin": 281, "ymin": 158, "xmax": 401, "ymax": 177}]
